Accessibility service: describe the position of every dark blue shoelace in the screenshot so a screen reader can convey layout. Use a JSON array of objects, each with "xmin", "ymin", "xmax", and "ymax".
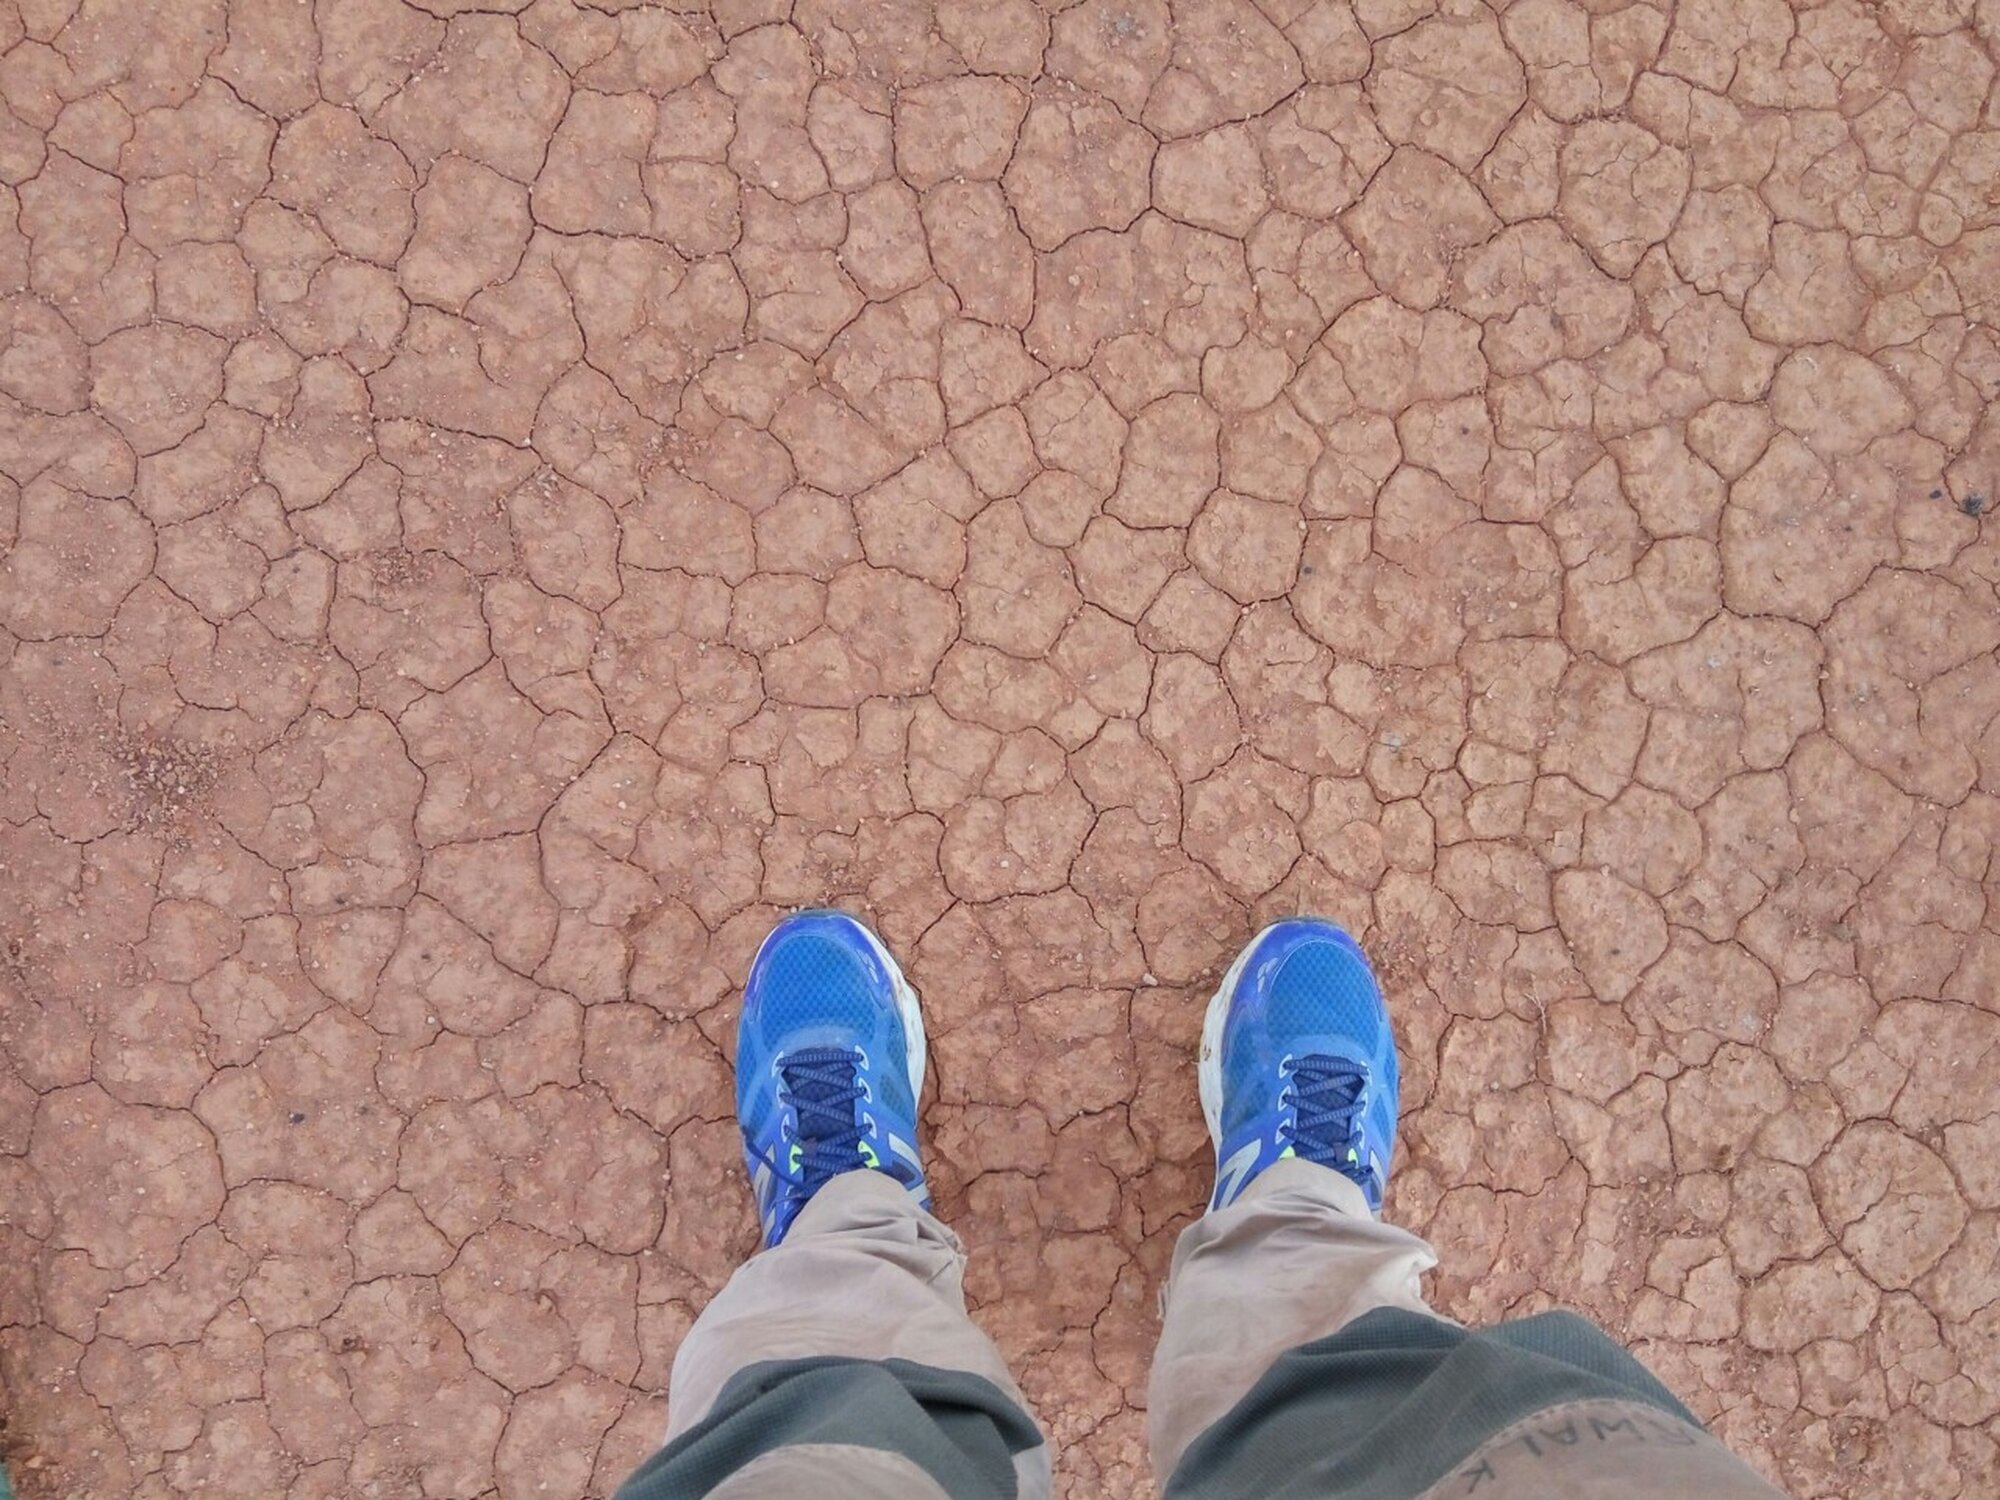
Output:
[
  {"xmin": 780, "ymin": 1047, "xmax": 867, "ymax": 1189},
  {"xmin": 1286, "ymin": 1055, "xmax": 1368, "ymax": 1172}
]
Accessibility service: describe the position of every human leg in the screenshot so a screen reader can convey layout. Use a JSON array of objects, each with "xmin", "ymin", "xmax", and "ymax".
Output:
[
  {"xmin": 1148, "ymin": 919, "xmax": 1787, "ymax": 1500},
  {"xmin": 615, "ymin": 912, "xmax": 1048, "ymax": 1500},
  {"xmin": 1148, "ymin": 1154, "xmax": 1439, "ymax": 1476}
]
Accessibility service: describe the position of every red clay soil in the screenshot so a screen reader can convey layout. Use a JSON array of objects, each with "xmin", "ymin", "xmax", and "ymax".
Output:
[{"xmin": 2, "ymin": 1, "xmax": 1998, "ymax": 1496}]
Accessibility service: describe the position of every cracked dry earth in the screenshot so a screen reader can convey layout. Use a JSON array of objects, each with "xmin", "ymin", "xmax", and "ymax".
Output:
[{"xmin": 2, "ymin": 0, "xmax": 2000, "ymax": 1497}]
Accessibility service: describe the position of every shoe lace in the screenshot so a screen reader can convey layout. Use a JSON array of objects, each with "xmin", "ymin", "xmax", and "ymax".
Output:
[
  {"xmin": 778, "ymin": 1046, "xmax": 867, "ymax": 1191},
  {"xmin": 1284, "ymin": 1055, "xmax": 1368, "ymax": 1178}
]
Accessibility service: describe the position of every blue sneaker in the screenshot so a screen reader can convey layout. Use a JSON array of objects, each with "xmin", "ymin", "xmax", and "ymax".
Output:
[
  {"xmin": 1199, "ymin": 919, "xmax": 1399, "ymax": 1214},
  {"xmin": 737, "ymin": 910, "xmax": 930, "ymax": 1246}
]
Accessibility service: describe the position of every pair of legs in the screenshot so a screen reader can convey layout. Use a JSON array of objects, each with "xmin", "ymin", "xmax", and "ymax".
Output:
[{"xmin": 617, "ymin": 914, "xmax": 1786, "ymax": 1499}]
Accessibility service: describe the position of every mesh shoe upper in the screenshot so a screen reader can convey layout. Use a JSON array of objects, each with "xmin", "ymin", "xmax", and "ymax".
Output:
[{"xmin": 1203, "ymin": 919, "xmax": 1400, "ymax": 1213}]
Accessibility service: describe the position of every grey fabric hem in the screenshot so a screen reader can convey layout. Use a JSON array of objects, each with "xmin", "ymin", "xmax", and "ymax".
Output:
[
  {"xmin": 1413, "ymin": 1397, "xmax": 1791, "ymax": 1500},
  {"xmin": 617, "ymin": 1355, "xmax": 1048, "ymax": 1500},
  {"xmin": 1162, "ymin": 1308, "xmax": 1788, "ymax": 1500}
]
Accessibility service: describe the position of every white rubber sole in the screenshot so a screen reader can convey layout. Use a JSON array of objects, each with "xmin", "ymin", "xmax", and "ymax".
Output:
[
  {"xmin": 853, "ymin": 917, "xmax": 927, "ymax": 1106},
  {"xmin": 1198, "ymin": 925, "xmax": 1272, "ymax": 1155}
]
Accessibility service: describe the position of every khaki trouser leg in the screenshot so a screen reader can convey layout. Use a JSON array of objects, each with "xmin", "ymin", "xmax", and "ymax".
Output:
[{"xmin": 1147, "ymin": 1157, "xmax": 1442, "ymax": 1480}]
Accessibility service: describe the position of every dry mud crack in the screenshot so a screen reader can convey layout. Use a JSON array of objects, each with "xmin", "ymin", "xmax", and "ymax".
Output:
[{"xmin": 1, "ymin": 0, "xmax": 1998, "ymax": 1495}]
